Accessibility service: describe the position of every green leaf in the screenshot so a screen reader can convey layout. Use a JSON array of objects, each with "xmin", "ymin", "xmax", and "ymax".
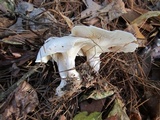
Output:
[
  {"xmin": 88, "ymin": 89, "xmax": 114, "ymax": 100},
  {"xmin": 107, "ymin": 98, "xmax": 130, "ymax": 120},
  {"xmin": 80, "ymin": 85, "xmax": 114, "ymax": 101},
  {"xmin": 73, "ymin": 111, "xmax": 102, "ymax": 120}
]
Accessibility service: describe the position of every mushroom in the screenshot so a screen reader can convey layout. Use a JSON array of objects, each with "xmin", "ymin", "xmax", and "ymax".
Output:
[
  {"xmin": 35, "ymin": 36, "xmax": 93, "ymax": 96},
  {"xmin": 71, "ymin": 25, "xmax": 138, "ymax": 72},
  {"xmin": 36, "ymin": 25, "xmax": 138, "ymax": 96}
]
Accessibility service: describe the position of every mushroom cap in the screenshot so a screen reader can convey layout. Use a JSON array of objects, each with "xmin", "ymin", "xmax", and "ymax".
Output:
[
  {"xmin": 72, "ymin": 25, "xmax": 137, "ymax": 43},
  {"xmin": 35, "ymin": 36, "xmax": 92, "ymax": 63},
  {"xmin": 71, "ymin": 25, "xmax": 138, "ymax": 53}
]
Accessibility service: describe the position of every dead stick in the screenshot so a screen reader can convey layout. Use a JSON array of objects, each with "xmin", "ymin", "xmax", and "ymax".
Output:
[{"xmin": 0, "ymin": 64, "xmax": 40, "ymax": 102}]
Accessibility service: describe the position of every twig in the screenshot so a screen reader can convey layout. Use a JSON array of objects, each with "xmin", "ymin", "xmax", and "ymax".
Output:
[{"xmin": 0, "ymin": 64, "xmax": 41, "ymax": 102}]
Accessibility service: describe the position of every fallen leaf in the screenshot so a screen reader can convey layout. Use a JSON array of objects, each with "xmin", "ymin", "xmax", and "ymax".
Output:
[
  {"xmin": 126, "ymin": 24, "xmax": 145, "ymax": 39},
  {"xmin": 105, "ymin": 115, "xmax": 119, "ymax": 120},
  {"xmin": 73, "ymin": 111, "xmax": 88, "ymax": 120},
  {"xmin": 80, "ymin": 98, "xmax": 106, "ymax": 113},
  {"xmin": 81, "ymin": 0, "xmax": 101, "ymax": 19},
  {"xmin": 9, "ymin": 46, "xmax": 24, "ymax": 58},
  {"xmin": 98, "ymin": 0, "xmax": 126, "ymax": 22},
  {"xmin": 0, "ymin": 51, "xmax": 36, "ymax": 67},
  {"xmin": 58, "ymin": 11, "xmax": 73, "ymax": 29},
  {"xmin": 0, "ymin": 17, "xmax": 15, "ymax": 28},
  {"xmin": 87, "ymin": 89, "xmax": 114, "ymax": 100},
  {"xmin": 81, "ymin": 0, "xmax": 126, "ymax": 24},
  {"xmin": 125, "ymin": 24, "xmax": 147, "ymax": 47},
  {"xmin": 2, "ymin": 32, "xmax": 39, "ymax": 45},
  {"xmin": 0, "ymin": 0, "xmax": 15, "ymax": 13},
  {"xmin": 2, "ymin": 81, "xmax": 39, "ymax": 120},
  {"xmin": 33, "ymin": 0, "xmax": 44, "ymax": 6},
  {"xmin": 73, "ymin": 111, "xmax": 102, "ymax": 120},
  {"xmin": 59, "ymin": 115, "xmax": 67, "ymax": 120},
  {"xmin": 131, "ymin": 11, "xmax": 160, "ymax": 26},
  {"xmin": 129, "ymin": 110, "xmax": 142, "ymax": 120},
  {"xmin": 15, "ymin": 1, "xmax": 34, "ymax": 14},
  {"xmin": 107, "ymin": 98, "xmax": 130, "ymax": 120},
  {"xmin": 122, "ymin": 9, "xmax": 141, "ymax": 23},
  {"xmin": 143, "ymin": 90, "xmax": 160, "ymax": 120},
  {"xmin": 127, "ymin": 0, "xmax": 134, "ymax": 9},
  {"xmin": 11, "ymin": 63, "xmax": 20, "ymax": 77}
]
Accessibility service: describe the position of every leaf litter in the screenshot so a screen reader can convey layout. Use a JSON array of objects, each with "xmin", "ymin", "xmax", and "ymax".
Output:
[{"xmin": 0, "ymin": 0, "xmax": 160, "ymax": 120}]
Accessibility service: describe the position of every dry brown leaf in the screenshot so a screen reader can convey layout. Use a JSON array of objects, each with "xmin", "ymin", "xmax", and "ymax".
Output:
[
  {"xmin": 81, "ymin": 0, "xmax": 101, "ymax": 19},
  {"xmin": 127, "ymin": 0, "xmax": 134, "ymax": 9},
  {"xmin": 80, "ymin": 98, "xmax": 106, "ymax": 113},
  {"xmin": 125, "ymin": 24, "xmax": 146, "ymax": 47},
  {"xmin": 129, "ymin": 110, "xmax": 142, "ymax": 120},
  {"xmin": 58, "ymin": 11, "xmax": 74, "ymax": 29},
  {"xmin": 131, "ymin": 24, "xmax": 145, "ymax": 38},
  {"xmin": 99, "ymin": 0, "xmax": 126, "ymax": 22},
  {"xmin": 11, "ymin": 63, "xmax": 20, "ymax": 77},
  {"xmin": 122, "ymin": 9, "xmax": 141, "ymax": 24},
  {"xmin": 59, "ymin": 115, "xmax": 67, "ymax": 120},
  {"xmin": 33, "ymin": 0, "xmax": 44, "ymax": 6},
  {"xmin": 0, "ymin": 17, "xmax": 15, "ymax": 28},
  {"xmin": 2, "ymin": 32, "xmax": 41, "ymax": 45},
  {"xmin": 2, "ymin": 81, "xmax": 39, "ymax": 120},
  {"xmin": 144, "ymin": 90, "xmax": 160, "ymax": 120},
  {"xmin": 105, "ymin": 115, "xmax": 119, "ymax": 120},
  {"xmin": 131, "ymin": 11, "xmax": 160, "ymax": 26},
  {"xmin": 81, "ymin": 0, "xmax": 126, "ymax": 24}
]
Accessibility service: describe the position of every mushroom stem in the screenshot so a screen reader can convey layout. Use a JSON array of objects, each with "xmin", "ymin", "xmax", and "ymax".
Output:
[{"xmin": 85, "ymin": 48, "xmax": 101, "ymax": 72}]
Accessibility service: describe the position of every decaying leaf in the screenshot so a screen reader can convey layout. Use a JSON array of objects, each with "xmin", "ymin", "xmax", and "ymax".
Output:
[
  {"xmin": 0, "ymin": 0, "xmax": 15, "ymax": 14},
  {"xmin": 143, "ymin": 90, "xmax": 160, "ymax": 120},
  {"xmin": 122, "ymin": 9, "xmax": 142, "ymax": 23},
  {"xmin": 98, "ymin": 0, "xmax": 126, "ymax": 22},
  {"xmin": 2, "ymin": 81, "xmax": 39, "ymax": 120},
  {"xmin": 73, "ymin": 111, "xmax": 102, "ymax": 120},
  {"xmin": 131, "ymin": 11, "xmax": 160, "ymax": 26},
  {"xmin": 9, "ymin": 1, "xmax": 57, "ymax": 33},
  {"xmin": 2, "ymin": 32, "xmax": 41, "ymax": 45},
  {"xmin": 81, "ymin": 0, "xmax": 126, "ymax": 24},
  {"xmin": 107, "ymin": 98, "xmax": 130, "ymax": 120},
  {"xmin": 129, "ymin": 110, "xmax": 142, "ymax": 120},
  {"xmin": 81, "ymin": 0, "xmax": 101, "ymax": 19},
  {"xmin": 0, "ymin": 17, "xmax": 14, "ymax": 28},
  {"xmin": 59, "ymin": 115, "xmax": 67, "ymax": 120},
  {"xmin": 125, "ymin": 24, "xmax": 147, "ymax": 47},
  {"xmin": 15, "ymin": 1, "xmax": 34, "ymax": 14},
  {"xmin": 88, "ymin": 90, "xmax": 114, "ymax": 100},
  {"xmin": 80, "ymin": 98, "xmax": 106, "ymax": 113},
  {"xmin": 83, "ymin": 86, "xmax": 114, "ymax": 100},
  {"xmin": 58, "ymin": 11, "xmax": 74, "ymax": 29}
]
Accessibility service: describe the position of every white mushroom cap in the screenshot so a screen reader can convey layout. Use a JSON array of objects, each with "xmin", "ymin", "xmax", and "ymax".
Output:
[
  {"xmin": 35, "ymin": 36, "xmax": 93, "ymax": 63},
  {"xmin": 71, "ymin": 25, "xmax": 138, "ymax": 53},
  {"xmin": 71, "ymin": 25, "xmax": 138, "ymax": 72},
  {"xmin": 35, "ymin": 36, "xmax": 93, "ymax": 96}
]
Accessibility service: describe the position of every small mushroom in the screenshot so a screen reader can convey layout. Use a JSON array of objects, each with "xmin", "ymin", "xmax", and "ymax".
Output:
[
  {"xmin": 35, "ymin": 36, "xmax": 93, "ymax": 96},
  {"xmin": 71, "ymin": 25, "xmax": 138, "ymax": 72}
]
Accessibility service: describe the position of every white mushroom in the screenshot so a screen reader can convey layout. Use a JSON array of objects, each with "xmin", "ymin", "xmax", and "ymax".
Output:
[
  {"xmin": 36, "ymin": 25, "xmax": 138, "ymax": 96},
  {"xmin": 35, "ymin": 36, "xmax": 93, "ymax": 96},
  {"xmin": 71, "ymin": 25, "xmax": 138, "ymax": 72}
]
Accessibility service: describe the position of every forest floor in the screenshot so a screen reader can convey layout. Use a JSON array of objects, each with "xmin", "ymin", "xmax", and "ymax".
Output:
[{"xmin": 0, "ymin": 0, "xmax": 160, "ymax": 120}]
